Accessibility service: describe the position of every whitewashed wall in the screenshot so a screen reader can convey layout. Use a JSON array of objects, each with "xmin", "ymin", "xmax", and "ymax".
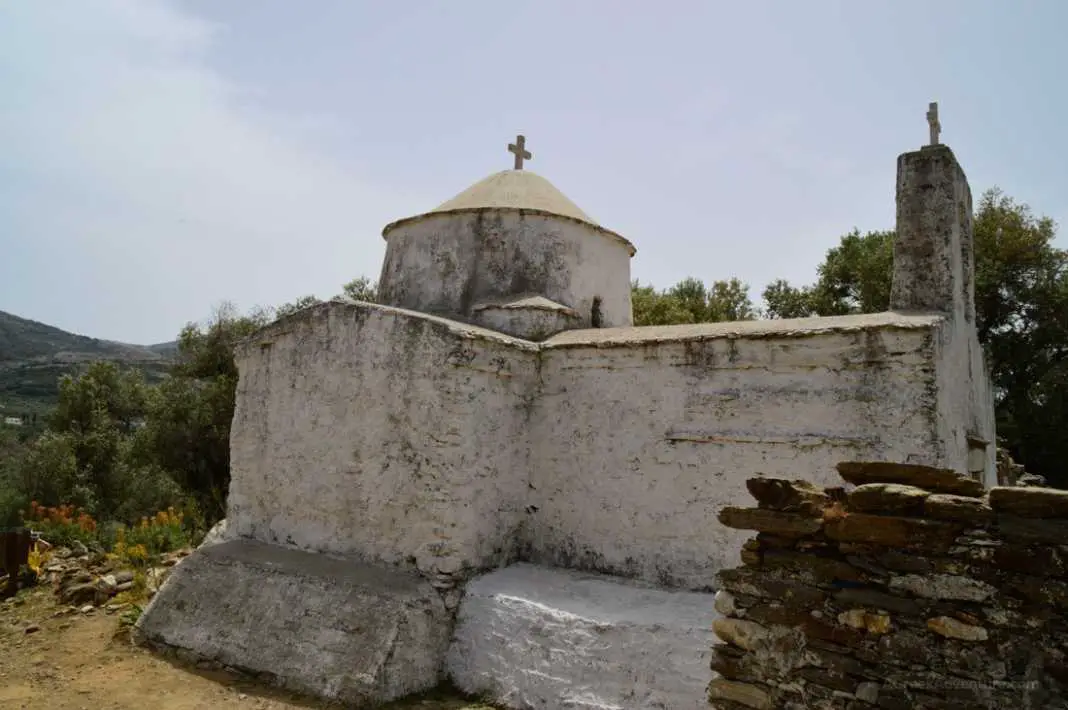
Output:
[
  {"xmin": 226, "ymin": 303, "xmax": 993, "ymax": 591},
  {"xmin": 227, "ymin": 302, "xmax": 538, "ymax": 578},
  {"xmin": 932, "ymin": 318, "xmax": 999, "ymax": 487},
  {"xmin": 378, "ymin": 211, "xmax": 633, "ymax": 329},
  {"xmin": 471, "ymin": 302, "xmax": 579, "ymax": 341},
  {"xmin": 528, "ymin": 316, "xmax": 944, "ymax": 590}
]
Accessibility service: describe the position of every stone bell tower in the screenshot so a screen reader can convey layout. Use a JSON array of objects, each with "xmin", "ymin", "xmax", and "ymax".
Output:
[{"xmin": 891, "ymin": 101, "xmax": 995, "ymax": 485}]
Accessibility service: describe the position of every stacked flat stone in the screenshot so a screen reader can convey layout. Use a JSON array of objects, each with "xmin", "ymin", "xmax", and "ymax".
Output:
[
  {"xmin": 708, "ymin": 461, "xmax": 1068, "ymax": 709},
  {"xmin": 996, "ymin": 447, "xmax": 1027, "ymax": 486}
]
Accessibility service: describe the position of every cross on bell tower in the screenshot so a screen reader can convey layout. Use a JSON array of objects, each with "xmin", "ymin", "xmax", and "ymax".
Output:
[
  {"xmin": 508, "ymin": 135, "xmax": 532, "ymax": 170},
  {"xmin": 926, "ymin": 102, "xmax": 941, "ymax": 146}
]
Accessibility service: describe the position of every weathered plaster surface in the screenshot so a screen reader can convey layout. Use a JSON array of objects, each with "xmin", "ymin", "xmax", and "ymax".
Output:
[
  {"xmin": 471, "ymin": 296, "xmax": 580, "ymax": 341},
  {"xmin": 377, "ymin": 210, "xmax": 633, "ymax": 330},
  {"xmin": 968, "ymin": 346, "xmax": 997, "ymax": 487},
  {"xmin": 227, "ymin": 301, "xmax": 538, "ymax": 578},
  {"xmin": 892, "ymin": 146, "xmax": 973, "ymax": 321},
  {"xmin": 134, "ymin": 539, "xmax": 451, "ymax": 705},
  {"xmin": 894, "ymin": 146, "xmax": 997, "ymax": 485},
  {"xmin": 530, "ymin": 320, "xmax": 943, "ymax": 589},
  {"xmin": 447, "ymin": 563, "xmax": 718, "ymax": 709},
  {"xmin": 931, "ymin": 320, "xmax": 998, "ymax": 487},
  {"xmin": 544, "ymin": 310, "xmax": 942, "ymax": 346},
  {"xmin": 197, "ymin": 518, "xmax": 231, "ymax": 549},
  {"xmin": 225, "ymin": 301, "xmax": 961, "ymax": 591}
]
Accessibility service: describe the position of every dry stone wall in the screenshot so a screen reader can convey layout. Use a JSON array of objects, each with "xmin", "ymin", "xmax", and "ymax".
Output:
[{"xmin": 708, "ymin": 462, "xmax": 1068, "ymax": 709}]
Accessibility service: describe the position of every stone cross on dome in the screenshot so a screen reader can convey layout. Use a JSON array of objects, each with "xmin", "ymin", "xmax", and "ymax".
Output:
[
  {"xmin": 508, "ymin": 135, "xmax": 532, "ymax": 170},
  {"xmin": 927, "ymin": 101, "xmax": 941, "ymax": 146}
]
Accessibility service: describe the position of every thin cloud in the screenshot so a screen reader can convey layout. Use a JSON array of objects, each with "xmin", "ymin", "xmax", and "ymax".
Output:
[{"xmin": 0, "ymin": 0, "xmax": 420, "ymax": 343}]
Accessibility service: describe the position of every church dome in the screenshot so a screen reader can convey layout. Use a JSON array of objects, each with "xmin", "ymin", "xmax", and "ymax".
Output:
[
  {"xmin": 382, "ymin": 169, "xmax": 633, "ymax": 255},
  {"xmin": 376, "ymin": 135, "xmax": 636, "ymax": 334}
]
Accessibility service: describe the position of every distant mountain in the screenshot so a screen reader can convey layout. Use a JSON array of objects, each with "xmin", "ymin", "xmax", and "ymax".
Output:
[
  {"xmin": 146, "ymin": 340, "xmax": 180, "ymax": 357},
  {"xmin": 0, "ymin": 310, "xmax": 167, "ymax": 365},
  {"xmin": 0, "ymin": 310, "xmax": 173, "ymax": 416}
]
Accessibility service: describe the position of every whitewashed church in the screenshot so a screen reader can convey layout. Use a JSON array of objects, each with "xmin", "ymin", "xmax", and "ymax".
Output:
[{"xmin": 136, "ymin": 111, "xmax": 996, "ymax": 708}]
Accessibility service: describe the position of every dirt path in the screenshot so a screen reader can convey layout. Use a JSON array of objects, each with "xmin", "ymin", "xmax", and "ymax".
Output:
[{"xmin": 0, "ymin": 588, "xmax": 491, "ymax": 710}]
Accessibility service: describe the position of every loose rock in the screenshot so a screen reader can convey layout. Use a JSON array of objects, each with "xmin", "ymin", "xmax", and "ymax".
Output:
[
  {"xmin": 847, "ymin": 483, "xmax": 929, "ymax": 515},
  {"xmin": 836, "ymin": 461, "xmax": 985, "ymax": 497},
  {"xmin": 714, "ymin": 589, "xmax": 737, "ymax": 616},
  {"xmin": 926, "ymin": 615, "xmax": 989, "ymax": 641},
  {"xmin": 989, "ymin": 486, "xmax": 1068, "ymax": 519},
  {"xmin": 708, "ymin": 678, "xmax": 773, "ymax": 709},
  {"xmin": 746, "ymin": 478, "xmax": 832, "ymax": 516},
  {"xmin": 712, "ymin": 617, "xmax": 772, "ymax": 651},
  {"xmin": 924, "ymin": 493, "xmax": 995, "ymax": 523},
  {"xmin": 888, "ymin": 573, "xmax": 996, "ymax": 603},
  {"xmin": 855, "ymin": 681, "xmax": 880, "ymax": 704},
  {"xmin": 836, "ymin": 608, "xmax": 891, "ymax": 635},
  {"xmin": 825, "ymin": 514, "xmax": 961, "ymax": 550},
  {"xmin": 718, "ymin": 507, "xmax": 823, "ymax": 537}
]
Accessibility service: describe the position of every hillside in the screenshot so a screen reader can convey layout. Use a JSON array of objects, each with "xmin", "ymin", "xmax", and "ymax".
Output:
[
  {"xmin": 0, "ymin": 310, "xmax": 168, "ymax": 364},
  {"xmin": 0, "ymin": 310, "xmax": 174, "ymax": 418}
]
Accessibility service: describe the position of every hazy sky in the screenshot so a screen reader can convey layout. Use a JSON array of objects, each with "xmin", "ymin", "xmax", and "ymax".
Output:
[{"xmin": 2, "ymin": 1, "xmax": 1066, "ymax": 344}]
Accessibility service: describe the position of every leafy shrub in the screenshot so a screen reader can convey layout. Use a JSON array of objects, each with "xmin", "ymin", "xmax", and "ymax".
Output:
[
  {"xmin": 112, "ymin": 529, "xmax": 151, "ymax": 568},
  {"xmin": 116, "ymin": 507, "xmax": 189, "ymax": 558},
  {"xmin": 107, "ymin": 458, "xmax": 186, "ymax": 524},
  {"xmin": 118, "ymin": 602, "xmax": 144, "ymax": 627},
  {"xmin": 23, "ymin": 501, "xmax": 98, "ymax": 548},
  {"xmin": 16, "ymin": 431, "xmax": 93, "ymax": 513},
  {"xmin": 0, "ymin": 482, "xmax": 28, "ymax": 530}
]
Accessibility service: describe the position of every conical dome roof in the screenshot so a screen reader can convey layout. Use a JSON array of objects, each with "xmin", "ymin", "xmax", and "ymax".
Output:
[
  {"xmin": 429, "ymin": 170, "xmax": 596, "ymax": 224},
  {"xmin": 382, "ymin": 169, "xmax": 634, "ymax": 255}
]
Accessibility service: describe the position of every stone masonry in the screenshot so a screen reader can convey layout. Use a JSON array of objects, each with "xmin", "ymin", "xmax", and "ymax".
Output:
[{"xmin": 709, "ymin": 462, "xmax": 1068, "ymax": 709}]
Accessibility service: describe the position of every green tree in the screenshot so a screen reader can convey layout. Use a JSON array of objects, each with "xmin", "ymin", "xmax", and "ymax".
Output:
[
  {"xmin": 51, "ymin": 360, "xmax": 147, "ymax": 435},
  {"xmin": 6, "ymin": 360, "xmax": 183, "ymax": 521},
  {"xmin": 0, "ymin": 427, "xmax": 34, "ymax": 527},
  {"xmin": 40, "ymin": 362, "xmax": 146, "ymax": 516},
  {"xmin": 274, "ymin": 295, "xmax": 322, "ymax": 319},
  {"xmin": 760, "ymin": 229, "xmax": 894, "ymax": 318},
  {"xmin": 666, "ymin": 277, "xmax": 708, "ymax": 321},
  {"xmin": 706, "ymin": 278, "xmax": 757, "ymax": 322},
  {"xmin": 815, "ymin": 229, "xmax": 895, "ymax": 315},
  {"xmin": 273, "ymin": 276, "xmax": 378, "ymax": 321},
  {"xmin": 632, "ymin": 281, "xmax": 694, "ymax": 326},
  {"xmin": 972, "ymin": 189, "xmax": 1068, "ymax": 485},
  {"xmin": 343, "ymin": 276, "xmax": 378, "ymax": 302},
  {"xmin": 633, "ymin": 277, "xmax": 755, "ymax": 326},
  {"xmin": 15, "ymin": 431, "xmax": 83, "ymax": 511},
  {"xmin": 762, "ymin": 279, "xmax": 817, "ymax": 319},
  {"xmin": 135, "ymin": 303, "xmax": 271, "ymax": 523}
]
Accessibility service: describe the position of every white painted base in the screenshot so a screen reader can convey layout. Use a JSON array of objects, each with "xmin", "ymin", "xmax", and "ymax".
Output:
[
  {"xmin": 134, "ymin": 539, "xmax": 451, "ymax": 705},
  {"xmin": 447, "ymin": 563, "xmax": 719, "ymax": 709},
  {"xmin": 196, "ymin": 517, "xmax": 231, "ymax": 549}
]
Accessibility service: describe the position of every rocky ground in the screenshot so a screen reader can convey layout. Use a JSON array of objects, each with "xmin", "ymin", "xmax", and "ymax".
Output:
[{"xmin": 0, "ymin": 549, "xmax": 493, "ymax": 710}]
